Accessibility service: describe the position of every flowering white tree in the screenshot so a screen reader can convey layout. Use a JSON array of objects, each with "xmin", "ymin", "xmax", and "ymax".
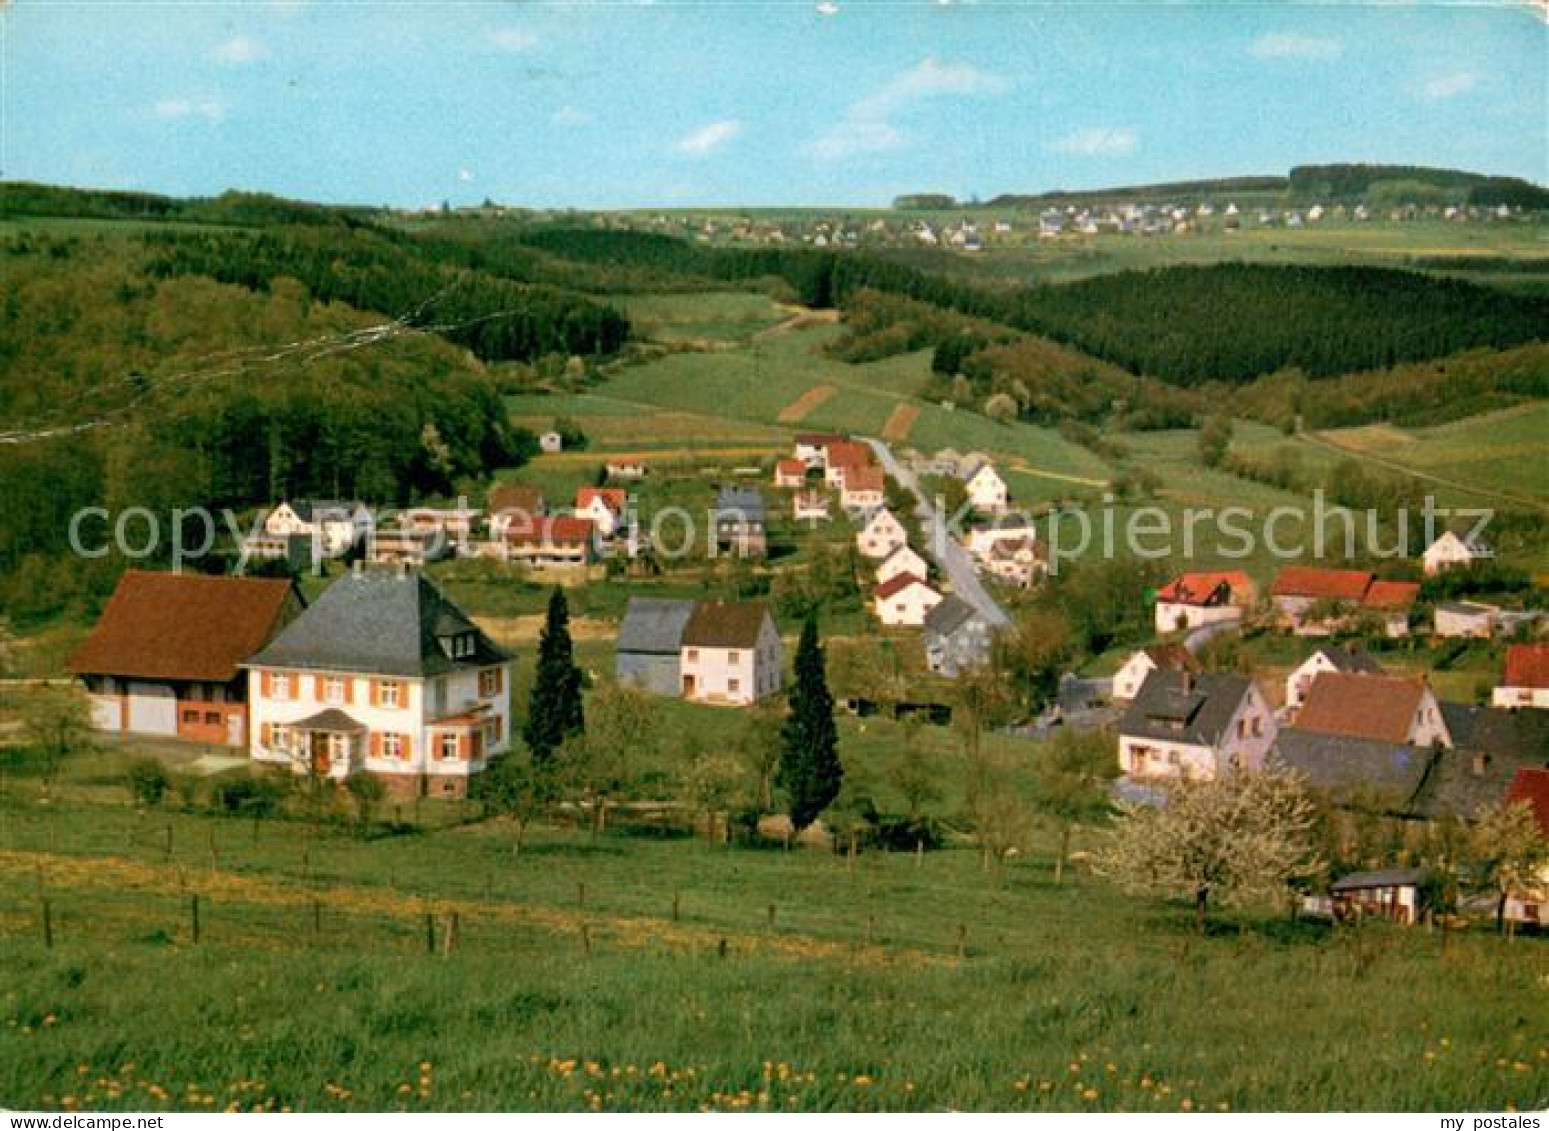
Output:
[{"xmin": 1096, "ymin": 763, "xmax": 1323, "ymax": 933}]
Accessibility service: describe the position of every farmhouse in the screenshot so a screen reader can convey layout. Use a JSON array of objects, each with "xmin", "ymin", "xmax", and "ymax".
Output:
[
  {"xmin": 605, "ymin": 459, "xmax": 648, "ymax": 482},
  {"xmin": 1433, "ymin": 601, "xmax": 1500, "ymax": 639},
  {"xmin": 962, "ymin": 521, "xmax": 1040, "ymax": 560},
  {"xmin": 1422, "ymin": 528, "xmax": 1491, "ymax": 576},
  {"xmin": 712, "ymin": 486, "xmax": 768, "ymax": 558},
  {"xmin": 486, "ymin": 484, "xmax": 546, "ymax": 535},
  {"xmin": 69, "ymin": 570, "xmax": 302, "ymax": 748},
  {"xmin": 504, "ymin": 516, "xmax": 597, "ymax": 570},
  {"xmin": 983, "ymin": 537, "xmax": 1046, "ymax": 588},
  {"xmin": 1293, "ymin": 672, "xmax": 1451, "ymax": 748},
  {"xmin": 366, "ymin": 528, "xmax": 447, "ymax": 567},
  {"xmin": 1112, "ymin": 644, "xmax": 1198, "ymax": 705},
  {"xmin": 823, "ymin": 441, "xmax": 874, "ymax": 487},
  {"xmin": 874, "ymin": 573, "xmax": 944, "ymax": 627},
  {"xmin": 794, "ymin": 432, "xmax": 844, "ymax": 468},
  {"xmin": 1273, "ymin": 730, "xmax": 1430, "ymax": 814},
  {"xmin": 245, "ymin": 499, "xmax": 369, "ymax": 561},
  {"xmin": 1153, "ymin": 570, "xmax": 1253, "ymax": 635},
  {"xmin": 1413, "ymin": 704, "xmax": 1549, "ymax": 823},
  {"xmin": 1492, "ymin": 643, "xmax": 1549, "ymax": 709},
  {"xmin": 575, "ymin": 487, "xmax": 628, "ymax": 538},
  {"xmin": 856, "ymin": 508, "xmax": 909, "ymax": 560},
  {"xmin": 840, "ymin": 465, "xmax": 887, "ymax": 513},
  {"xmin": 615, "ymin": 598, "xmax": 696, "ymax": 697},
  {"xmin": 1284, "ymin": 646, "xmax": 1385, "ymax": 712},
  {"xmin": 963, "ymin": 460, "xmax": 1009, "ymax": 514},
  {"xmin": 539, "ymin": 431, "xmax": 564, "ymax": 454},
  {"xmin": 1117, "ymin": 671, "xmax": 1276, "ymax": 780},
  {"xmin": 679, "ymin": 601, "xmax": 783, "ymax": 706},
  {"xmin": 923, "ymin": 595, "xmax": 994, "ymax": 677},
  {"xmin": 876, "ymin": 544, "xmax": 930, "ymax": 588},
  {"xmin": 245, "ymin": 568, "xmax": 512, "ymax": 798},
  {"xmin": 1269, "ymin": 567, "xmax": 1417, "ymax": 637},
  {"xmin": 1331, "ymin": 869, "xmax": 1433, "ymax": 926},
  {"xmin": 774, "ymin": 459, "xmax": 807, "ymax": 489}
]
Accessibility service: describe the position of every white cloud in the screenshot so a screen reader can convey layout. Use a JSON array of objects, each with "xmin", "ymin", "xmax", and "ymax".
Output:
[
  {"xmin": 1049, "ymin": 127, "xmax": 1137, "ymax": 157},
  {"xmin": 807, "ymin": 57, "xmax": 1005, "ymax": 161},
  {"xmin": 673, "ymin": 119, "xmax": 742, "ymax": 157},
  {"xmin": 210, "ymin": 36, "xmax": 267, "ymax": 64},
  {"xmin": 552, "ymin": 105, "xmax": 596, "ymax": 127},
  {"xmin": 152, "ymin": 98, "xmax": 226, "ymax": 123},
  {"xmin": 459, "ymin": 168, "xmax": 476, "ymax": 183},
  {"xmin": 489, "ymin": 27, "xmax": 539, "ymax": 52},
  {"xmin": 1248, "ymin": 33, "xmax": 1343, "ymax": 60},
  {"xmin": 1419, "ymin": 71, "xmax": 1479, "ymax": 101}
]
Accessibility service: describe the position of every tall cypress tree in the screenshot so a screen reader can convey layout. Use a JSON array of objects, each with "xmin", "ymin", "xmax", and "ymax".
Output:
[
  {"xmin": 523, "ymin": 587, "xmax": 584, "ymax": 768},
  {"xmin": 776, "ymin": 615, "xmax": 842, "ymax": 831}
]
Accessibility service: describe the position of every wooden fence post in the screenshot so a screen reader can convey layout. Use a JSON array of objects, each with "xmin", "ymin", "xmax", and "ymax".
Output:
[
  {"xmin": 425, "ymin": 912, "xmax": 436, "ymax": 955},
  {"xmin": 767, "ymin": 903, "xmax": 776, "ymax": 929},
  {"xmin": 580, "ymin": 924, "xmax": 592, "ymax": 955},
  {"xmin": 672, "ymin": 891, "xmax": 681, "ymax": 922},
  {"xmin": 444, "ymin": 912, "xmax": 460, "ymax": 956},
  {"xmin": 41, "ymin": 897, "xmax": 53, "ymax": 949},
  {"xmin": 164, "ymin": 823, "xmax": 174, "ymax": 859},
  {"xmin": 956, "ymin": 923, "xmax": 967, "ymax": 960},
  {"xmin": 865, "ymin": 913, "xmax": 875, "ymax": 947},
  {"xmin": 577, "ymin": 882, "xmax": 586, "ymax": 909},
  {"xmin": 190, "ymin": 894, "xmax": 201, "ymax": 945}
]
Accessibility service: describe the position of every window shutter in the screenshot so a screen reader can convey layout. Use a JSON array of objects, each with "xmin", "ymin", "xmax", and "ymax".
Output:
[
  {"xmin": 260, "ymin": 671, "xmax": 273, "ymax": 698},
  {"xmin": 369, "ymin": 680, "xmax": 380, "ymax": 707},
  {"xmin": 370, "ymin": 732, "xmax": 382, "ymax": 758},
  {"xmin": 343, "ymin": 679, "xmax": 354, "ymax": 705},
  {"xmin": 402, "ymin": 734, "xmax": 413, "ymax": 760},
  {"xmin": 458, "ymin": 734, "xmax": 471, "ymax": 759},
  {"xmin": 260, "ymin": 722, "xmax": 272, "ymax": 747}
]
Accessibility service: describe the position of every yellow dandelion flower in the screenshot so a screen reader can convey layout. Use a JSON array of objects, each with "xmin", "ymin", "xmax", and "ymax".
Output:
[
  {"xmin": 1082, "ymin": 1088, "xmax": 1099, "ymax": 1101},
  {"xmin": 397, "ymin": 1083, "xmax": 412, "ymax": 1095},
  {"xmin": 1181, "ymin": 1098, "xmax": 1194, "ymax": 1111}
]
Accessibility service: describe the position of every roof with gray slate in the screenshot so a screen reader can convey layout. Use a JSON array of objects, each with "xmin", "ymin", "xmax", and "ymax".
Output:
[
  {"xmin": 924, "ymin": 595, "xmax": 982, "ymax": 638},
  {"xmin": 714, "ymin": 486, "xmax": 766, "ymax": 521},
  {"xmin": 288, "ymin": 499, "xmax": 365, "ymax": 522},
  {"xmin": 246, "ymin": 569, "xmax": 507, "ymax": 678},
  {"xmin": 1332, "ymin": 868, "xmax": 1432, "ymax": 892},
  {"xmin": 1409, "ymin": 704, "xmax": 1549, "ymax": 821},
  {"xmin": 616, "ymin": 597, "xmax": 696, "ymax": 656},
  {"xmin": 1308, "ymin": 646, "xmax": 1385, "ymax": 676},
  {"xmin": 1119, "ymin": 671, "xmax": 1256, "ymax": 748},
  {"xmin": 1273, "ymin": 729, "xmax": 1431, "ymax": 810}
]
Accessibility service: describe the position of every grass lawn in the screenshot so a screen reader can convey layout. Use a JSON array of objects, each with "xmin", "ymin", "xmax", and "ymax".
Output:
[{"xmin": 0, "ymin": 743, "xmax": 1544, "ymax": 1113}]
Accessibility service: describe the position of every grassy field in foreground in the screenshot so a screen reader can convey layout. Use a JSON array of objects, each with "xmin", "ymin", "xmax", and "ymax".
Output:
[{"xmin": 0, "ymin": 754, "xmax": 1545, "ymax": 1113}]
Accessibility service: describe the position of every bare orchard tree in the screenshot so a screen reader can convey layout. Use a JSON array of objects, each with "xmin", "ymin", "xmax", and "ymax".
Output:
[
  {"xmin": 1096, "ymin": 762, "xmax": 1323, "ymax": 934},
  {"xmin": 562, "ymin": 682, "xmax": 658, "ymax": 835}
]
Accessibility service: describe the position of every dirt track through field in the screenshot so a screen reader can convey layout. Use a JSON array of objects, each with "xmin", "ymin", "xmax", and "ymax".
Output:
[
  {"xmin": 776, "ymin": 384, "xmax": 837, "ymax": 424},
  {"xmin": 881, "ymin": 404, "xmax": 920, "ymax": 444}
]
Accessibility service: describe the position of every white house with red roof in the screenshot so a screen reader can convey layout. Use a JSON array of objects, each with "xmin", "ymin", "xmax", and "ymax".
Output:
[
  {"xmin": 876, "ymin": 544, "xmax": 929, "ymax": 588},
  {"xmin": 774, "ymin": 459, "xmax": 808, "ymax": 489},
  {"xmin": 575, "ymin": 487, "xmax": 628, "ymax": 538},
  {"xmin": 1493, "ymin": 644, "xmax": 1549, "ymax": 709},
  {"xmin": 504, "ymin": 516, "xmax": 597, "ymax": 570},
  {"xmin": 840, "ymin": 465, "xmax": 886, "ymax": 512},
  {"xmin": 874, "ymin": 573, "xmax": 944, "ymax": 627},
  {"xmin": 1270, "ymin": 566, "xmax": 1417, "ymax": 637},
  {"xmin": 1293, "ymin": 672, "xmax": 1450, "ymax": 748},
  {"xmin": 1153, "ymin": 570, "xmax": 1253, "ymax": 635}
]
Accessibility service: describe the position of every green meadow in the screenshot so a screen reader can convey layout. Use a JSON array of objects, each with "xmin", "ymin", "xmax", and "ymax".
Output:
[{"xmin": 1, "ymin": 742, "xmax": 1545, "ymax": 1114}]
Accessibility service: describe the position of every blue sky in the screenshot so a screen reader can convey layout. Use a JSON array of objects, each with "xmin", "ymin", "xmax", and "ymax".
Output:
[{"xmin": 3, "ymin": 1, "xmax": 1544, "ymax": 208}]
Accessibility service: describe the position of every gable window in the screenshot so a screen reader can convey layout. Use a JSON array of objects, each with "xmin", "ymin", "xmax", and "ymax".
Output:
[
  {"xmin": 686, "ymin": 648, "xmax": 699, "ymax": 663},
  {"xmin": 728, "ymin": 651, "xmax": 740, "ymax": 665}
]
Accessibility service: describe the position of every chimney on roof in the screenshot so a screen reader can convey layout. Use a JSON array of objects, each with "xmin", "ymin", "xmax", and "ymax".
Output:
[
  {"xmin": 1471, "ymin": 751, "xmax": 1489, "ymax": 777},
  {"xmin": 1181, "ymin": 671, "xmax": 1195, "ymax": 694}
]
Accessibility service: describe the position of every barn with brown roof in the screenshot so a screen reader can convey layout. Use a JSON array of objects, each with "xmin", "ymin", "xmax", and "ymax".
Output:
[
  {"xmin": 1292, "ymin": 672, "xmax": 1452, "ymax": 749},
  {"xmin": 68, "ymin": 570, "xmax": 303, "ymax": 746}
]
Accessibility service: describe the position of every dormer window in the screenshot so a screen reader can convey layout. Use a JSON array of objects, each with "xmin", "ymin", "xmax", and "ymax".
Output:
[{"xmin": 440, "ymin": 632, "xmax": 476, "ymax": 659}]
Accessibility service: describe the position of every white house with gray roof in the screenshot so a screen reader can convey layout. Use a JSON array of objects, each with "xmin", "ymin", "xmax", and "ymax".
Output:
[
  {"xmin": 244, "ymin": 567, "xmax": 513, "ymax": 799},
  {"xmin": 1117, "ymin": 671, "xmax": 1275, "ymax": 781},
  {"xmin": 923, "ymin": 596, "xmax": 995, "ymax": 677}
]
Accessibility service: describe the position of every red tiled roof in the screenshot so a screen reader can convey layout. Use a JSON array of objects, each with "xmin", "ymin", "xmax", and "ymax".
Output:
[
  {"xmin": 875, "ymin": 572, "xmax": 934, "ymax": 600},
  {"xmin": 1504, "ymin": 768, "xmax": 1549, "ymax": 838},
  {"xmin": 1363, "ymin": 580, "xmax": 1420, "ymax": 609},
  {"xmin": 843, "ymin": 466, "xmax": 885, "ymax": 493},
  {"xmin": 825, "ymin": 441, "xmax": 873, "ymax": 470},
  {"xmin": 575, "ymin": 487, "xmax": 627, "ymax": 514},
  {"xmin": 776, "ymin": 459, "xmax": 806, "ymax": 476},
  {"xmin": 1503, "ymin": 643, "xmax": 1549, "ymax": 690},
  {"xmin": 506, "ymin": 516, "xmax": 595, "ymax": 546},
  {"xmin": 1294, "ymin": 673, "xmax": 1427, "ymax": 744},
  {"xmin": 1157, "ymin": 570, "xmax": 1249, "ymax": 605},
  {"xmin": 1270, "ymin": 566, "xmax": 1373, "ymax": 601},
  {"xmin": 68, "ymin": 570, "xmax": 298, "ymax": 683},
  {"xmin": 795, "ymin": 432, "xmax": 845, "ymax": 446}
]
